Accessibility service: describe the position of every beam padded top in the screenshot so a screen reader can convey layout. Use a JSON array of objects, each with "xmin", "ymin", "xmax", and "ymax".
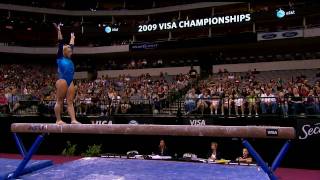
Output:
[{"xmin": 11, "ymin": 123, "xmax": 295, "ymax": 139}]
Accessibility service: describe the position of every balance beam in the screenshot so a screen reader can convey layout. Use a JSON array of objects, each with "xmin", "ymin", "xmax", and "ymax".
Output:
[{"xmin": 11, "ymin": 123, "xmax": 295, "ymax": 139}]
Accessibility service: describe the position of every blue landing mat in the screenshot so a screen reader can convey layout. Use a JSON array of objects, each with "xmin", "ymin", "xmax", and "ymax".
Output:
[
  {"xmin": 0, "ymin": 158, "xmax": 52, "ymax": 179},
  {"xmin": 22, "ymin": 158, "xmax": 269, "ymax": 180}
]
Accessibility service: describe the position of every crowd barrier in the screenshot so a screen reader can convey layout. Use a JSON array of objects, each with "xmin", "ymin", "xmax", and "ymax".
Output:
[{"xmin": 1, "ymin": 96, "xmax": 319, "ymax": 118}]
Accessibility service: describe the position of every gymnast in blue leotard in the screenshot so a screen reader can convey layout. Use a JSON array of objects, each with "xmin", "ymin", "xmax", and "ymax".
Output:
[
  {"xmin": 57, "ymin": 40, "xmax": 74, "ymax": 87},
  {"xmin": 53, "ymin": 23, "xmax": 80, "ymax": 125}
]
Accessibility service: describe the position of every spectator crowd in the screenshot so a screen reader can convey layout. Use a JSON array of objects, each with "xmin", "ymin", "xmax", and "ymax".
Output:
[
  {"xmin": 1, "ymin": 64, "xmax": 319, "ymax": 117},
  {"xmin": 0, "ymin": 64, "xmax": 191, "ymax": 116},
  {"xmin": 184, "ymin": 69, "xmax": 320, "ymax": 117}
]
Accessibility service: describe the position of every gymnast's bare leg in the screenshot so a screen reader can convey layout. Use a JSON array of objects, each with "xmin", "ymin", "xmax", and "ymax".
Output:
[
  {"xmin": 55, "ymin": 79, "xmax": 68, "ymax": 125},
  {"xmin": 67, "ymin": 82, "xmax": 80, "ymax": 124}
]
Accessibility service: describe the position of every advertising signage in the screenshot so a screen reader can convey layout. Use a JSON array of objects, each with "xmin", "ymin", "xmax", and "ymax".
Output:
[
  {"xmin": 137, "ymin": 13, "xmax": 251, "ymax": 33},
  {"xmin": 297, "ymin": 119, "xmax": 320, "ymax": 140},
  {"xmin": 257, "ymin": 30, "xmax": 303, "ymax": 41}
]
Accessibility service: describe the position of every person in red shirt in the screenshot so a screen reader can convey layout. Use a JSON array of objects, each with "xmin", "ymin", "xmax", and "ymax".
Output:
[{"xmin": 0, "ymin": 89, "xmax": 8, "ymax": 114}]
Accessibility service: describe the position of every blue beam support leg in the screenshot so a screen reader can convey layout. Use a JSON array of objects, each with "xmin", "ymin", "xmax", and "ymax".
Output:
[
  {"xmin": 242, "ymin": 139, "xmax": 277, "ymax": 180},
  {"xmin": 13, "ymin": 133, "xmax": 27, "ymax": 157},
  {"xmin": 271, "ymin": 140, "xmax": 291, "ymax": 172},
  {"xmin": 9, "ymin": 134, "xmax": 46, "ymax": 179}
]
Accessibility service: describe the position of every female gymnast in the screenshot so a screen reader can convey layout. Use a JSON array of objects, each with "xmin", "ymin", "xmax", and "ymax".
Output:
[{"xmin": 53, "ymin": 23, "xmax": 80, "ymax": 125}]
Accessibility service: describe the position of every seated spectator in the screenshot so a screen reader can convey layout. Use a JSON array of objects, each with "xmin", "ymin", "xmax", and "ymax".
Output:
[
  {"xmin": 75, "ymin": 92, "xmax": 84, "ymax": 115},
  {"xmin": 142, "ymin": 59, "xmax": 148, "ymax": 68},
  {"xmin": 236, "ymin": 148, "xmax": 253, "ymax": 164},
  {"xmin": 197, "ymin": 89, "xmax": 210, "ymax": 115},
  {"xmin": 110, "ymin": 91, "xmax": 121, "ymax": 114},
  {"xmin": 210, "ymin": 88, "xmax": 220, "ymax": 115},
  {"xmin": 99, "ymin": 95, "xmax": 111, "ymax": 116},
  {"xmin": 278, "ymin": 91, "xmax": 288, "ymax": 117},
  {"xmin": 305, "ymin": 90, "xmax": 318, "ymax": 115},
  {"xmin": 185, "ymin": 89, "xmax": 197, "ymax": 114},
  {"xmin": 289, "ymin": 87, "xmax": 305, "ymax": 115},
  {"xmin": 154, "ymin": 139, "xmax": 170, "ymax": 156},
  {"xmin": 41, "ymin": 92, "xmax": 55, "ymax": 113},
  {"xmin": 119, "ymin": 92, "xmax": 131, "ymax": 114},
  {"xmin": 152, "ymin": 93, "xmax": 161, "ymax": 114},
  {"xmin": 234, "ymin": 93, "xmax": 245, "ymax": 117},
  {"xmin": 0, "ymin": 89, "xmax": 8, "ymax": 114},
  {"xmin": 315, "ymin": 87, "xmax": 320, "ymax": 113},
  {"xmin": 157, "ymin": 59, "xmax": 163, "ymax": 67},
  {"xmin": 260, "ymin": 88, "xmax": 277, "ymax": 114},
  {"xmin": 141, "ymin": 89, "xmax": 151, "ymax": 104},
  {"xmin": 158, "ymin": 87, "xmax": 167, "ymax": 109},
  {"xmin": 207, "ymin": 142, "xmax": 221, "ymax": 161},
  {"xmin": 221, "ymin": 93, "xmax": 232, "ymax": 116},
  {"xmin": 83, "ymin": 94, "xmax": 92, "ymax": 115},
  {"xmin": 7, "ymin": 88, "xmax": 20, "ymax": 113},
  {"xmin": 247, "ymin": 90, "xmax": 258, "ymax": 117},
  {"xmin": 129, "ymin": 60, "xmax": 136, "ymax": 69}
]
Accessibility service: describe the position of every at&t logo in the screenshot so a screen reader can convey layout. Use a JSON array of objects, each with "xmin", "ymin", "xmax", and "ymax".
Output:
[{"xmin": 276, "ymin": 8, "xmax": 295, "ymax": 19}]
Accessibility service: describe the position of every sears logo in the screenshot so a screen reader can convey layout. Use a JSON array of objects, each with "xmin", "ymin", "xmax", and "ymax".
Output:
[
  {"xmin": 298, "ymin": 122, "xmax": 320, "ymax": 140},
  {"xmin": 262, "ymin": 33, "xmax": 277, "ymax": 39},
  {"xmin": 282, "ymin": 31, "xmax": 298, "ymax": 37},
  {"xmin": 266, "ymin": 128, "xmax": 278, "ymax": 136}
]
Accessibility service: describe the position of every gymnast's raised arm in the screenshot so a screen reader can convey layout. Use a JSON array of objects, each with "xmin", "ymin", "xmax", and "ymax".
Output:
[
  {"xmin": 53, "ymin": 23, "xmax": 64, "ymax": 59},
  {"xmin": 69, "ymin": 32, "xmax": 75, "ymax": 50}
]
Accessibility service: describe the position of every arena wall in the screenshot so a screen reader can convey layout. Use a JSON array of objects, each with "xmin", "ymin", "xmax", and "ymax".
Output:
[{"xmin": 212, "ymin": 59, "xmax": 320, "ymax": 73}]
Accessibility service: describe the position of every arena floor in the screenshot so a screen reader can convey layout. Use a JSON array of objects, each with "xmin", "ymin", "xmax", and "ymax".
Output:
[
  {"xmin": 2, "ymin": 157, "xmax": 269, "ymax": 180},
  {"xmin": 1, "ymin": 154, "xmax": 319, "ymax": 180}
]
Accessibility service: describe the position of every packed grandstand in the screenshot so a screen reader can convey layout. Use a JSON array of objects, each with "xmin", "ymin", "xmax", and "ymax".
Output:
[{"xmin": 1, "ymin": 64, "xmax": 319, "ymax": 118}]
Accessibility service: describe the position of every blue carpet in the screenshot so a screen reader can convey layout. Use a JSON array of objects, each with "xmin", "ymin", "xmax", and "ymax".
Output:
[
  {"xmin": 22, "ymin": 158, "xmax": 269, "ymax": 180},
  {"xmin": 0, "ymin": 158, "xmax": 52, "ymax": 180}
]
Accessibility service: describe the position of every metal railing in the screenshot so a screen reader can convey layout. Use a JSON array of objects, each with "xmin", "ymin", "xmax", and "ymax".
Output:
[
  {"xmin": 1, "ymin": 95, "xmax": 319, "ymax": 118},
  {"xmin": 181, "ymin": 96, "xmax": 320, "ymax": 117}
]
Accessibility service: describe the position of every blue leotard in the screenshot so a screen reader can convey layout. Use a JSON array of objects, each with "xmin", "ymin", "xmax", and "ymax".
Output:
[{"xmin": 57, "ymin": 40, "xmax": 74, "ymax": 86}]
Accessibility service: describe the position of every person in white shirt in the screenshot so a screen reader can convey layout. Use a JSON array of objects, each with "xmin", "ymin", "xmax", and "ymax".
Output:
[
  {"xmin": 83, "ymin": 95, "xmax": 92, "ymax": 115},
  {"xmin": 234, "ymin": 93, "xmax": 245, "ymax": 117},
  {"xmin": 260, "ymin": 88, "xmax": 277, "ymax": 114},
  {"xmin": 207, "ymin": 142, "xmax": 221, "ymax": 161},
  {"xmin": 210, "ymin": 88, "xmax": 220, "ymax": 115}
]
